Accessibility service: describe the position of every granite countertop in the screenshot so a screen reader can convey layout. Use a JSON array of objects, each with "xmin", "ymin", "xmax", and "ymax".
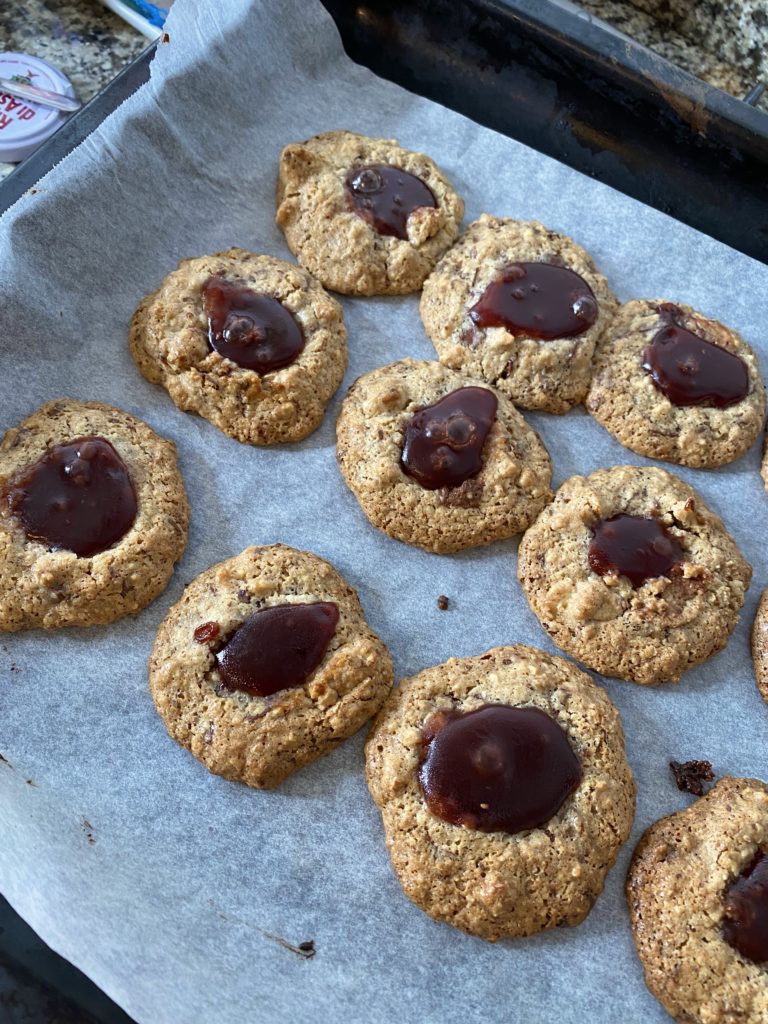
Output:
[
  {"xmin": 578, "ymin": 0, "xmax": 768, "ymax": 110},
  {"xmin": 0, "ymin": 0, "xmax": 146, "ymax": 180}
]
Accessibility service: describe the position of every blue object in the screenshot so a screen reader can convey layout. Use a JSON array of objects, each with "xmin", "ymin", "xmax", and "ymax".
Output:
[{"xmin": 124, "ymin": 0, "xmax": 168, "ymax": 29}]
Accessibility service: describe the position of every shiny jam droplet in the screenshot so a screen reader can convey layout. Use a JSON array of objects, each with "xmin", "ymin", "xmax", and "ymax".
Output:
[
  {"xmin": 6, "ymin": 436, "xmax": 137, "ymax": 557},
  {"xmin": 400, "ymin": 386, "xmax": 498, "ymax": 490},
  {"xmin": 588, "ymin": 514, "xmax": 683, "ymax": 588},
  {"xmin": 418, "ymin": 704, "xmax": 582, "ymax": 833},
  {"xmin": 344, "ymin": 163, "xmax": 437, "ymax": 240},
  {"xmin": 641, "ymin": 305, "xmax": 749, "ymax": 409},
  {"xmin": 202, "ymin": 276, "xmax": 304, "ymax": 374},
  {"xmin": 469, "ymin": 262, "xmax": 598, "ymax": 340},
  {"xmin": 215, "ymin": 602, "xmax": 339, "ymax": 697},
  {"xmin": 722, "ymin": 850, "xmax": 768, "ymax": 964}
]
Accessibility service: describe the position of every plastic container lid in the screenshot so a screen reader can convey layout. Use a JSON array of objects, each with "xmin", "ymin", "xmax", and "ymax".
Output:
[{"xmin": 0, "ymin": 52, "xmax": 76, "ymax": 163}]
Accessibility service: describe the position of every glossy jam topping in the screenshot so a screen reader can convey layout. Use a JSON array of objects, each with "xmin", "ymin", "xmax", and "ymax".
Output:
[
  {"xmin": 6, "ymin": 436, "xmax": 137, "ymax": 557},
  {"xmin": 468, "ymin": 262, "xmax": 598, "ymax": 340},
  {"xmin": 215, "ymin": 602, "xmax": 339, "ymax": 697},
  {"xmin": 722, "ymin": 850, "xmax": 768, "ymax": 963},
  {"xmin": 344, "ymin": 163, "xmax": 437, "ymax": 240},
  {"xmin": 588, "ymin": 514, "xmax": 683, "ymax": 588},
  {"xmin": 418, "ymin": 704, "xmax": 582, "ymax": 833},
  {"xmin": 400, "ymin": 387, "xmax": 498, "ymax": 490},
  {"xmin": 642, "ymin": 304, "xmax": 749, "ymax": 409},
  {"xmin": 202, "ymin": 276, "xmax": 304, "ymax": 374}
]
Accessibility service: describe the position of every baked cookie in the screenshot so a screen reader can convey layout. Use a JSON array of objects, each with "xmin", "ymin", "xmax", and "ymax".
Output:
[
  {"xmin": 0, "ymin": 399, "xmax": 188, "ymax": 630},
  {"xmin": 517, "ymin": 465, "xmax": 751, "ymax": 685},
  {"xmin": 130, "ymin": 248, "xmax": 347, "ymax": 445},
  {"xmin": 586, "ymin": 299, "xmax": 765, "ymax": 468},
  {"xmin": 365, "ymin": 644, "xmax": 635, "ymax": 941},
  {"xmin": 420, "ymin": 215, "xmax": 618, "ymax": 413},
  {"xmin": 275, "ymin": 130, "xmax": 464, "ymax": 295},
  {"xmin": 149, "ymin": 544, "xmax": 394, "ymax": 789},
  {"xmin": 627, "ymin": 776, "xmax": 768, "ymax": 1024},
  {"xmin": 750, "ymin": 589, "xmax": 768, "ymax": 706},
  {"xmin": 336, "ymin": 359, "xmax": 552, "ymax": 553}
]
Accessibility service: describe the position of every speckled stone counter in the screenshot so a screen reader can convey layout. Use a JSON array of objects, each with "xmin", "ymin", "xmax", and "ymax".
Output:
[
  {"xmin": 0, "ymin": 0, "xmax": 146, "ymax": 180},
  {"xmin": 578, "ymin": 0, "xmax": 768, "ymax": 110}
]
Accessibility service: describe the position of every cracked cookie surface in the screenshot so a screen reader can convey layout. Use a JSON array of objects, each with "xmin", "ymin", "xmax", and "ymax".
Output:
[
  {"xmin": 336, "ymin": 359, "xmax": 552, "ymax": 553},
  {"xmin": 517, "ymin": 465, "xmax": 751, "ymax": 685},
  {"xmin": 586, "ymin": 299, "xmax": 765, "ymax": 468},
  {"xmin": 149, "ymin": 544, "xmax": 394, "ymax": 788},
  {"xmin": 365, "ymin": 644, "xmax": 635, "ymax": 940},
  {"xmin": 0, "ymin": 399, "xmax": 188, "ymax": 630},
  {"xmin": 627, "ymin": 776, "xmax": 768, "ymax": 1024},
  {"xmin": 129, "ymin": 248, "xmax": 347, "ymax": 445},
  {"xmin": 276, "ymin": 130, "xmax": 464, "ymax": 295},
  {"xmin": 420, "ymin": 215, "xmax": 618, "ymax": 413}
]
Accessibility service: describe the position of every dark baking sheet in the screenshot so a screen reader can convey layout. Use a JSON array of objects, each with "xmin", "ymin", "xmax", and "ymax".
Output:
[
  {"xmin": 1, "ymin": 1, "xmax": 767, "ymax": 259},
  {"xmin": 1, "ymin": 0, "xmax": 767, "ymax": 1019}
]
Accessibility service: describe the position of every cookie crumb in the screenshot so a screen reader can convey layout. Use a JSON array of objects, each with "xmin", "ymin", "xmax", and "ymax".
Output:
[
  {"xmin": 670, "ymin": 759, "xmax": 714, "ymax": 796},
  {"xmin": 437, "ymin": 595, "xmax": 450, "ymax": 611}
]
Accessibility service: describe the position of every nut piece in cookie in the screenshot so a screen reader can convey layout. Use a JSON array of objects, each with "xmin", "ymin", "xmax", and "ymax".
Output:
[
  {"xmin": 336, "ymin": 359, "xmax": 552, "ymax": 554},
  {"xmin": 750, "ymin": 588, "xmax": 768, "ymax": 707},
  {"xmin": 627, "ymin": 776, "xmax": 768, "ymax": 1023},
  {"xmin": 0, "ymin": 399, "xmax": 189, "ymax": 630},
  {"xmin": 276, "ymin": 130, "xmax": 464, "ymax": 295},
  {"xmin": 129, "ymin": 248, "xmax": 347, "ymax": 445},
  {"xmin": 420, "ymin": 215, "xmax": 617, "ymax": 413},
  {"xmin": 365, "ymin": 644, "xmax": 635, "ymax": 941},
  {"xmin": 586, "ymin": 299, "xmax": 766, "ymax": 468},
  {"xmin": 149, "ymin": 544, "xmax": 394, "ymax": 789},
  {"xmin": 517, "ymin": 465, "xmax": 751, "ymax": 685}
]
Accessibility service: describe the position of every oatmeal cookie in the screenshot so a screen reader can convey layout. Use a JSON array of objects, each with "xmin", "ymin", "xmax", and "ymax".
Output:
[
  {"xmin": 750, "ymin": 588, "xmax": 768, "ymax": 706},
  {"xmin": 129, "ymin": 248, "xmax": 347, "ymax": 445},
  {"xmin": 149, "ymin": 544, "xmax": 394, "ymax": 788},
  {"xmin": 0, "ymin": 399, "xmax": 188, "ymax": 630},
  {"xmin": 627, "ymin": 776, "xmax": 768, "ymax": 1023},
  {"xmin": 420, "ymin": 215, "xmax": 618, "ymax": 413},
  {"xmin": 336, "ymin": 359, "xmax": 552, "ymax": 553},
  {"xmin": 365, "ymin": 644, "xmax": 635, "ymax": 940},
  {"xmin": 276, "ymin": 130, "xmax": 464, "ymax": 295},
  {"xmin": 586, "ymin": 299, "xmax": 765, "ymax": 468},
  {"xmin": 517, "ymin": 465, "xmax": 751, "ymax": 685}
]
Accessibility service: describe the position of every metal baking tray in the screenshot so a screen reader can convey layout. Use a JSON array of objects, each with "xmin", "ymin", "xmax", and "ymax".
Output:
[{"xmin": 1, "ymin": 0, "xmax": 767, "ymax": 1020}]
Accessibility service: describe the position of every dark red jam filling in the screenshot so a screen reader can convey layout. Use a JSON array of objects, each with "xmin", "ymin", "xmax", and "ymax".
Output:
[
  {"xmin": 344, "ymin": 164, "xmax": 437, "ymax": 240},
  {"xmin": 418, "ymin": 704, "xmax": 582, "ymax": 834},
  {"xmin": 215, "ymin": 602, "xmax": 339, "ymax": 697},
  {"xmin": 6, "ymin": 436, "xmax": 137, "ymax": 557},
  {"xmin": 722, "ymin": 850, "xmax": 768, "ymax": 964},
  {"xmin": 641, "ymin": 304, "xmax": 749, "ymax": 409},
  {"xmin": 400, "ymin": 386, "xmax": 498, "ymax": 490},
  {"xmin": 588, "ymin": 514, "xmax": 683, "ymax": 588},
  {"xmin": 202, "ymin": 276, "xmax": 304, "ymax": 374},
  {"xmin": 468, "ymin": 261, "xmax": 598, "ymax": 340}
]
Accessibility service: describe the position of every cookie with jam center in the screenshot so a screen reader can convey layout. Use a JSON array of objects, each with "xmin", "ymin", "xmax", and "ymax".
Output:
[
  {"xmin": 364, "ymin": 644, "xmax": 635, "ymax": 941},
  {"xmin": 420, "ymin": 214, "xmax": 618, "ymax": 413},
  {"xmin": 276, "ymin": 130, "xmax": 464, "ymax": 295},
  {"xmin": 0, "ymin": 399, "xmax": 188, "ymax": 630},
  {"xmin": 586, "ymin": 299, "xmax": 765, "ymax": 468},
  {"xmin": 627, "ymin": 776, "xmax": 768, "ymax": 1024},
  {"xmin": 129, "ymin": 248, "xmax": 347, "ymax": 445},
  {"xmin": 517, "ymin": 465, "xmax": 751, "ymax": 685},
  {"xmin": 335, "ymin": 359, "xmax": 552, "ymax": 553},
  {"xmin": 149, "ymin": 544, "xmax": 394, "ymax": 789}
]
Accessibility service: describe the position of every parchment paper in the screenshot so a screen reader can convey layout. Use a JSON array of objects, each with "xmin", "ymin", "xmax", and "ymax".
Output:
[{"xmin": 1, "ymin": 3, "xmax": 767, "ymax": 1022}]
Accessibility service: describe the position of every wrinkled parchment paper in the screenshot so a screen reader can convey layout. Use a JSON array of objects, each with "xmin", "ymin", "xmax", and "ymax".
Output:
[{"xmin": 1, "ymin": 2, "xmax": 768, "ymax": 1021}]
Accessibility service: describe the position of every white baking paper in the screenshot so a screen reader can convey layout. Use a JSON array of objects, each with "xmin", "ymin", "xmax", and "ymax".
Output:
[{"xmin": 1, "ymin": 2, "xmax": 767, "ymax": 1021}]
